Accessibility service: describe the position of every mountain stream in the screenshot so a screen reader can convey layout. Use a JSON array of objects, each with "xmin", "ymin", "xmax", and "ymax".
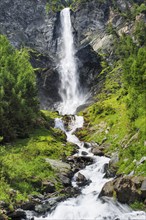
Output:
[
  {"xmin": 28, "ymin": 7, "xmax": 145, "ymax": 220},
  {"xmin": 33, "ymin": 115, "xmax": 145, "ymax": 220}
]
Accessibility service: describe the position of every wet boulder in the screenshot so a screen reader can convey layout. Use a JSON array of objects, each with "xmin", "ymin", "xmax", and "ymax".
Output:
[
  {"xmin": 84, "ymin": 142, "xmax": 92, "ymax": 149},
  {"xmin": 81, "ymin": 151, "xmax": 88, "ymax": 156},
  {"xmin": 99, "ymin": 176, "xmax": 145, "ymax": 204},
  {"xmin": 60, "ymin": 186, "xmax": 81, "ymax": 198},
  {"xmin": 99, "ymin": 180, "xmax": 114, "ymax": 198},
  {"xmin": 67, "ymin": 155, "xmax": 93, "ymax": 168},
  {"xmin": 103, "ymin": 163, "xmax": 115, "ymax": 178},
  {"xmin": 76, "ymin": 172, "xmax": 91, "ymax": 187},
  {"xmin": 35, "ymin": 201, "xmax": 51, "ymax": 214}
]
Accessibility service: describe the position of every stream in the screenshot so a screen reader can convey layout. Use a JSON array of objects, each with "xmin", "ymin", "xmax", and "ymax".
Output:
[
  {"xmin": 27, "ymin": 7, "xmax": 145, "ymax": 220},
  {"xmin": 33, "ymin": 115, "xmax": 145, "ymax": 220}
]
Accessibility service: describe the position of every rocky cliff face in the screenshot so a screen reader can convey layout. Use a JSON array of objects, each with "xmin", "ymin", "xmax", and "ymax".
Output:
[
  {"xmin": 0, "ymin": 0, "xmax": 102, "ymax": 109},
  {"xmin": 0, "ymin": 0, "xmax": 144, "ymax": 109},
  {"xmin": 0, "ymin": 0, "xmax": 58, "ymax": 57}
]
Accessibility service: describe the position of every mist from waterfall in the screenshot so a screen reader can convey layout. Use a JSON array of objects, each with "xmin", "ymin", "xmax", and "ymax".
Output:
[{"xmin": 57, "ymin": 8, "xmax": 87, "ymax": 115}]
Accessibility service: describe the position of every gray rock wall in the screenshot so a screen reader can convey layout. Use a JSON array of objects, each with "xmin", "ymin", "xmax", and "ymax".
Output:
[
  {"xmin": 0, "ymin": 0, "xmax": 141, "ymax": 110},
  {"xmin": 0, "ymin": 0, "xmax": 59, "ymax": 57}
]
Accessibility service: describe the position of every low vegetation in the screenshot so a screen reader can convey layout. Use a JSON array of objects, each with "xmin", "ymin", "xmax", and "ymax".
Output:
[
  {"xmin": 0, "ymin": 36, "xmax": 75, "ymax": 210},
  {"xmin": 0, "ymin": 110, "xmax": 75, "ymax": 208},
  {"xmin": 77, "ymin": 18, "xmax": 146, "ymax": 176}
]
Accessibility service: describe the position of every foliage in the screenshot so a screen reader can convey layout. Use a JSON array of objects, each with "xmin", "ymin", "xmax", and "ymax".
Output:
[
  {"xmin": 130, "ymin": 201, "xmax": 146, "ymax": 211},
  {"xmin": 0, "ymin": 35, "xmax": 39, "ymax": 141},
  {"xmin": 134, "ymin": 20, "xmax": 146, "ymax": 46},
  {"xmin": 106, "ymin": 23, "xmax": 117, "ymax": 35},
  {"xmin": 70, "ymin": 0, "xmax": 107, "ymax": 11},
  {"xmin": 0, "ymin": 110, "xmax": 75, "ymax": 204},
  {"xmin": 46, "ymin": 0, "xmax": 65, "ymax": 13},
  {"xmin": 116, "ymin": 35, "xmax": 146, "ymax": 119},
  {"xmin": 78, "ymin": 25, "xmax": 146, "ymax": 177},
  {"xmin": 115, "ymin": 35, "xmax": 137, "ymax": 60}
]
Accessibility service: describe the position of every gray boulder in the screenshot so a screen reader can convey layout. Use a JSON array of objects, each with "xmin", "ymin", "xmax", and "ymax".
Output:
[
  {"xmin": 104, "ymin": 153, "xmax": 119, "ymax": 177},
  {"xmin": 76, "ymin": 172, "xmax": 91, "ymax": 187},
  {"xmin": 99, "ymin": 176, "xmax": 145, "ymax": 204},
  {"xmin": 91, "ymin": 147, "xmax": 104, "ymax": 156}
]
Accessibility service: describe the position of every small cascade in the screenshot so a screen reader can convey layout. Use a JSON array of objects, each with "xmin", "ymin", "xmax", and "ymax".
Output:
[
  {"xmin": 33, "ymin": 116, "xmax": 146, "ymax": 220},
  {"xmin": 57, "ymin": 8, "xmax": 87, "ymax": 115}
]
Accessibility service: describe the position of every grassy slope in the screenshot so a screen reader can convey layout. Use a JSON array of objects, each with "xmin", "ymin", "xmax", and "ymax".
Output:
[
  {"xmin": 0, "ymin": 110, "xmax": 74, "ymax": 208},
  {"xmin": 77, "ymin": 62, "xmax": 146, "ymax": 176}
]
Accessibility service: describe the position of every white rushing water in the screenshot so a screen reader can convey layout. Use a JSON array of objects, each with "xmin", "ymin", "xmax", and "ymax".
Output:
[
  {"xmin": 34, "ymin": 116, "xmax": 146, "ymax": 220},
  {"xmin": 32, "ymin": 7, "xmax": 146, "ymax": 220},
  {"xmin": 57, "ymin": 8, "xmax": 87, "ymax": 115}
]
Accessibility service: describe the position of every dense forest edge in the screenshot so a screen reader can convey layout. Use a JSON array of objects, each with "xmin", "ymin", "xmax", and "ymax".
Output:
[{"xmin": 0, "ymin": 0, "xmax": 146, "ymax": 218}]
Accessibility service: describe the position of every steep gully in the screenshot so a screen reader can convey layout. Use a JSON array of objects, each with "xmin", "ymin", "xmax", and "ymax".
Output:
[{"xmin": 27, "ymin": 8, "xmax": 145, "ymax": 220}]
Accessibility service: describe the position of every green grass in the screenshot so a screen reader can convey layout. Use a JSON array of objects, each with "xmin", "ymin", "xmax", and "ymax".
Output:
[
  {"xmin": 78, "ymin": 63, "xmax": 146, "ymax": 177},
  {"xmin": 0, "ymin": 110, "xmax": 75, "ymax": 205},
  {"xmin": 130, "ymin": 201, "xmax": 146, "ymax": 211}
]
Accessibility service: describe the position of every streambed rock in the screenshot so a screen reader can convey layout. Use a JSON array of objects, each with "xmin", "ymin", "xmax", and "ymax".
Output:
[
  {"xmin": 89, "ymin": 141, "xmax": 105, "ymax": 156},
  {"xmin": 91, "ymin": 147, "xmax": 104, "ymax": 156},
  {"xmin": 35, "ymin": 201, "xmax": 51, "ymax": 214},
  {"xmin": 99, "ymin": 176, "xmax": 146, "ymax": 204},
  {"xmin": 21, "ymin": 195, "xmax": 68, "ymax": 217},
  {"xmin": 60, "ymin": 186, "xmax": 81, "ymax": 198},
  {"xmin": 84, "ymin": 142, "xmax": 91, "ymax": 149},
  {"xmin": 67, "ymin": 155, "xmax": 94, "ymax": 171},
  {"xmin": 81, "ymin": 151, "xmax": 88, "ymax": 156},
  {"xmin": 104, "ymin": 153, "xmax": 119, "ymax": 178},
  {"xmin": 76, "ymin": 172, "xmax": 90, "ymax": 187}
]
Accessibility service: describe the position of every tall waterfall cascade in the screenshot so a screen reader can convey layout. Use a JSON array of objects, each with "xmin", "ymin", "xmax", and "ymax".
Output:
[
  {"xmin": 27, "ymin": 7, "xmax": 146, "ymax": 220},
  {"xmin": 57, "ymin": 8, "xmax": 87, "ymax": 115}
]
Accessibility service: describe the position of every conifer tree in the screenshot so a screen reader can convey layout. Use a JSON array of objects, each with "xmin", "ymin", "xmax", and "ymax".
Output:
[{"xmin": 0, "ymin": 35, "xmax": 39, "ymax": 141}]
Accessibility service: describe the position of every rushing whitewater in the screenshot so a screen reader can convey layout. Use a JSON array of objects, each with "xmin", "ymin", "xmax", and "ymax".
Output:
[
  {"xmin": 34, "ymin": 116, "xmax": 146, "ymax": 220},
  {"xmin": 28, "ymin": 7, "xmax": 146, "ymax": 220},
  {"xmin": 57, "ymin": 8, "xmax": 87, "ymax": 115}
]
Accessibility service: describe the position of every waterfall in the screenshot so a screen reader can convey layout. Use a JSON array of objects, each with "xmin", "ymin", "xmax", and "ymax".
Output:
[
  {"xmin": 57, "ymin": 8, "xmax": 87, "ymax": 115},
  {"xmin": 26, "ymin": 7, "xmax": 146, "ymax": 220}
]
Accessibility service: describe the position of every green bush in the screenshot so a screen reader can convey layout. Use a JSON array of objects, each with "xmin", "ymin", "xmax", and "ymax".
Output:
[{"xmin": 0, "ymin": 35, "xmax": 39, "ymax": 141}]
